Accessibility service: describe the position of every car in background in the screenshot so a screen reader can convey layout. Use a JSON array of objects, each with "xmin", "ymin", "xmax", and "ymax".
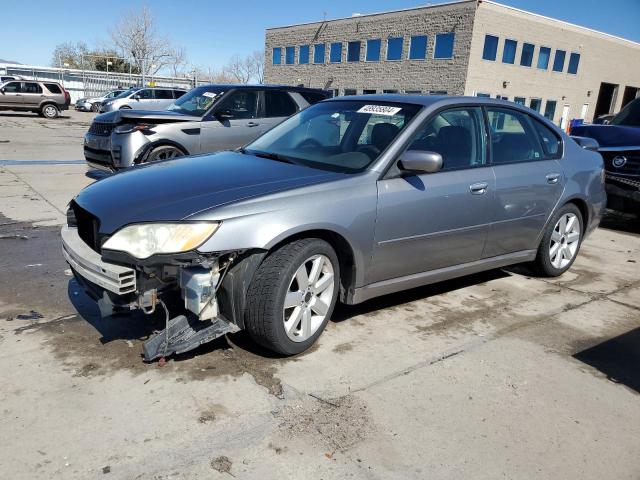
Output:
[
  {"xmin": 76, "ymin": 89, "xmax": 126, "ymax": 112},
  {"xmin": 65, "ymin": 96, "xmax": 605, "ymax": 360},
  {"xmin": 84, "ymin": 84, "xmax": 330, "ymax": 171},
  {"xmin": 0, "ymin": 75, "xmax": 22, "ymax": 82},
  {"xmin": 0, "ymin": 80, "xmax": 70, "ymax": 118},
  {"xmin": 99, "ymin": 87, "xmax": 187, "ymax": 113},
  {"xmin": 571, "ymin": 97, "xmax": 640, "ymax": 214}
]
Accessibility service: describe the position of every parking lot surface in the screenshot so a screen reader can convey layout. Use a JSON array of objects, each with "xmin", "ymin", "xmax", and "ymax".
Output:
[{"xmin": 0, "ymin": 111, "xmax": 639, "ymax": 479}]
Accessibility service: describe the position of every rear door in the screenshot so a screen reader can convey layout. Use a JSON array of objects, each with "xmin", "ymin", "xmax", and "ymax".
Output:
[
  {"xmin": 485, "ymin": 107, "xmax": 564, "ymax": 257},
  {"xmin": 260, "ymin": 90, "xmax": 299, "ymax": 134},
  {"xmin": 135, "ymin": 89, "xmax": 155, "ymax": 109},
  {"xmin": 0, "ymin": 81, "xmax": 23, "ymax": 108},
  {"xmin": 154, "ymin": 89, "xmax": 175, "ymax": 109},
  {"xmin": 21, "ymin": 82, "xmax": 44, "ymax": 108}
]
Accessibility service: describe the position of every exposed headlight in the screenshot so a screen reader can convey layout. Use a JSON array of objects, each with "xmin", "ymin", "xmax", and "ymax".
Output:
[
  {"xmin": 102, "ymin": 222, "xmax": 220, "ymax": 259},
  {"xmin": 114, "ymin": 123, "xmax": 156, "ymax": 134}
]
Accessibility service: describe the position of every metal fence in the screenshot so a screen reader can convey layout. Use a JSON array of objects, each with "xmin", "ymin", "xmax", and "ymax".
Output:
[{"xmin": 0, "ymin": 63, "xmax": 195, "ymax": 103}]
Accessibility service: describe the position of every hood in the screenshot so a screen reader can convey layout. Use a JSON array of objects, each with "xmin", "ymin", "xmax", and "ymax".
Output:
[
  {"xmin": 94, "ymin": 109, "xmax": 200, "ymax": 124},
  {"xmin": 87, "ymin": 96, "xmax": 103, "ymax": 103},
  {"xmin": 571, "ymin": 124, "xmax": 640, "ymax": 148},
  {"xmin": 73, "ymin": 151, "xmax": 342, "ymax": 234}
]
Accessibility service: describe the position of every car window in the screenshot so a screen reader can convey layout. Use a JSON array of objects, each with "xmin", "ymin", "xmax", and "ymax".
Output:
[
  {"xmin": 486, "ymin": 108, "xmax": 545, "ymax": 164},
  {"xmin": 610, "ymin": 98, "xmax": 640, "ymax": 127},
  {"xmin": 358, "ymin": 114, "xmax": 406, "ymax": 146},
  {"xmin": 137, "ymin": 89, "xmax": 153, "ymax": 100},
  {"xmin": 154, "ymin": 89, "xmax": 173, "ymax": 100},
  {"xmin": 3, "ymin": 81, "xmax": 21, "ymax": 93},
  {"xmin": 299, "ymin": 91, "xmax": 328, "ymax": 105},
  {"xmin": 264, "ymin": 91, "xmax": 297, "ymax": 118},
  {"xmin": 44, "ymin": 83, "xmax": 62, "ymax": 94},
  {"xmin": 408, "ymin": 107, "xmax": 486, "ymax": 170},
  {"xmin": 173, "ymin": 90, "xmax": 186, "ymax": 99},
  {"xmin": 23, "ymin": 82, "xmax": 42, "ymax": 94},
  {"xmin": 216, "ymin": 91, "xmax": 258, "ymax": 119},
  {"xmin": 531, "ymin": 119, "xmax": 561, "ymax": 158}
]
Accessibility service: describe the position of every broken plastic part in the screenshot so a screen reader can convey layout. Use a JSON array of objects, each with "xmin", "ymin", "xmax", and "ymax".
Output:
[{"xmin": 138, "ymin": 289, "xmax": 158, "ymax": 314}]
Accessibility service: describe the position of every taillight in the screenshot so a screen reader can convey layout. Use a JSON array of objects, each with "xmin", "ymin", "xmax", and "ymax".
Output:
[{"xmin": 64, "ymin": 89, "xmax": 70, "ymax": 101}]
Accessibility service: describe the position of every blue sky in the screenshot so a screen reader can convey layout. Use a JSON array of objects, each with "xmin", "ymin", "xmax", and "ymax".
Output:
[{"xmin": 1, "ymin": 0, "xmax": 639, "ymax": 71}]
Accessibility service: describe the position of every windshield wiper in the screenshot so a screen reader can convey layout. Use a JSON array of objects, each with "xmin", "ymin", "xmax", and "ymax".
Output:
[{"xmin": 243, "ymin": 149, "xmax": 296, "ymax": 164}]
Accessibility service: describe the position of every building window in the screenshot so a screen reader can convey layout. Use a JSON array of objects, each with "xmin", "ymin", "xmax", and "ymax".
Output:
[
  {"xmin": 530, "ymin": 98, "xmax": 542, "ymax": 112},
  {"xmin": 366, "ymin": 39, "xmax": 381, "ymax": 61},
  {"xmin": 405, "ymin": 90, "xmax": 422, "ymax": 94},
  {"xmin": 552, "ymin": 50, "xmax": 566, "ymax": 72},
  {"xmin": 285, "ymin": 46, "xmax": 295, "ymax": 65},
  {"xmin": 514, "ymin": 97, "xmax": 526, "ymax": 105},
  {"xmin": 313, "ymin": 44, "xmax": 325, "ymax": 64},
  {"xmin": 544, "ymin": 100, "xmax": 557, "ymax": 120},
  {"xmin": 429, "ymin": 90, "xmax": 448, "ymax": 95},
  {"xmin": 299, "ymin": 45, "xmax": 310, "ymax": 64},
  {"xmin": 476, "ymin": 92, "xmax": 491, "ymax": 97},
  {"xmin": 482, "ymin": 34, "xmax": 499, "ymax": 61},
  {"xmin": 363, "ymin": 89, "xmax": 377, "ymax": 94},
  {"xmin": 434, "ymin": 33, "xmax": 455, "ymax": 59},
  {"xmin": 347, "ymin": 41, "xmax": 361, "ymax": 62},
  {"xmin": 409, "ymin": 35, "xmax": 428, "ymax": 59},
  {"xmin": 387, "ymin": 37, "xmax": 403, "ymax": 61},
  {"xmin": 344, "ymin": 89, "xmax": 357, "ymax": 96},
  {"xmin": 537, "ymin": 46, "xmax": 551, "ymax": 69},
  {"xmin": 502, "ymin": 39, "xmax": 517, "ymax": 64},
  {"xmin": 383, "ymin": 89, "xmax": 399, "ymax": 93},
  {"xmin": 567, "ymin": 53, "xmax": 580, "ymax": 74},
  {"xmin": 520, "ymin": 43, "xmax": 534, "ymax": 67},
  {"xmin": 273, "ymin": 47, "xmax": 282, "ymax": 65},
  {"xmin": 496, "ymin": 95, "xmax": 508, "ymax": 101},
  {"xmin": 330, "ymin": 42, "xmax": 342, "ymax": 63}
]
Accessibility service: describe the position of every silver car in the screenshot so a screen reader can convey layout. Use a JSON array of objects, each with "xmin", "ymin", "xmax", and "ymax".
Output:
[
  {"xmin": 76, "ymin": 89, "xmax": 125, "ymax": 112},
  {"xmin": 84, "ymin": 85, "xmax": 330, "ymax": 171},
  {"xmin": 99, "ymin": 87, "xmax": 187, "ymax": 113},
  {"xmin": 63, "ymin": 95, "xmax": 605, "ymax": 361}
]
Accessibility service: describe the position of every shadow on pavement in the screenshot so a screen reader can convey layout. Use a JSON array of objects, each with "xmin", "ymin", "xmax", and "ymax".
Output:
[{"xmin": 599, "ymin": 209, "xmax": 640, "ymax": 235}]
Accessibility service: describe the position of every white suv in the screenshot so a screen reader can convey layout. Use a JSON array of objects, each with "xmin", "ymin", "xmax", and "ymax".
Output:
[{"xmin": 100, "ymin": 87, "xmax": 187, "ymax": 112}]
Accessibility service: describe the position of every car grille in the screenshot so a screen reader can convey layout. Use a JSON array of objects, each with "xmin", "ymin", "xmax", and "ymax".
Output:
[
  {"xmin": 70, "ymin": 201, "xmax": 101, "ymax": 252},
  {"xmin": 88, "ymin": 122, "xmax": 114, "ymax": 136},
  {"xmin": 601, "ymin": 149, "xmax": 640, "ymax": 177}
]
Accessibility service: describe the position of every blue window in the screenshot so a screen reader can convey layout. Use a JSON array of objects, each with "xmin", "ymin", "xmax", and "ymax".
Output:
[
  {"xmin": 387, "ymin": 37, "xmax": 403, "ymax": 60},
  {"xmin": 313, "ymin": 44, "xmax": 325, "ymax": 64},
  {"xmin": 552, "ymin": 49, "xmax": 566, "ymax": 72},
  {"xmin": 299, "ymin": 45, "xmax": 310, "ymax": 64},
  {"xmin": 567, "ymin": 52, "xmax": 580, "ymax": 74},
  {"xmin": 347, "ymin": 41, "xmax": 361, "ymax": 62},
  {"xmin": 537, "ymin": 46, "xmax": 550, "ymax": 69},
  {"xmin": 272, "ymin": 47, "xmax": 281, "ymax": 65},
  {"xmin": 502, "ymin": 39, "xmax": 517, "ymax": 64},
  {"xmin": 476, "ymin": 92, "xmax": 491, "ymax": 98},
  {"xmin": 520, "ymin": 43, "xmax": 534, "ymax": 67},
  {"xmin": 330, "ymin": 42, "xmax": 342, "ymax": 63},
  {"xmin": 285, "ymin": 46, "xmax": 295, "ymax": 65},
  {"xmin": 366, "ymin": 39, "xmax": 381, "ymax": 61},
  {"xmin": 434, "ymin": 33, "xmax": 455, "ymax": 59},
  {"xmin": 482, "ymin": 34, "xmax": 498, "ymax": 61},
  {"xmin": 409, "ymin": 35, "xmax": 427, "ymax": 59}
]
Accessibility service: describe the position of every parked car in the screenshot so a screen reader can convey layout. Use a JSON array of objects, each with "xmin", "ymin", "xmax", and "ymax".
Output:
[
  {"xmin": 0, "ymin": 75, "xmax": 21, "ymax": 82},
  {"xmin": 63, "ymin": 95, "xmax": 605, "ymax": 361},
  {"xmin": 84, "ymin": 84, "xmax": 331, "ymax": 171},
  {"xmin": 76, "ymin": 89, "xmax": 126, "ymax": 112},
  {"xmin": 99, "ymin": 87, "xmax": 187, "ymax": 113},
  {"xmin": 571, "ymin": 97, "xmax": 640, "ymax": 214},
  {"xmin": 0, "ymin": 80, "xmax": 70, "ymax": 118}
]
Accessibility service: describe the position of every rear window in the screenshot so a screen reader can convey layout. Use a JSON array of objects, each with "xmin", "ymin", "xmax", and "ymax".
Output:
[
  {"xmin": 44, "ymin": 83, "xmax": 62, "ymax": 94},
  {"xmin": 173, "ymin": 90, "xmax": 186, "ymax": 99},
  {"xmin": 154, "ymin": 89, "xmax": 173, "ymax": 99},
  {"xmin": 23, "ymin": 82, "xmax": 42, "ymax": 94},
  {"xmin": 299, "ymin": 91, "xmax": 329, "ymax": 105},
  {"xmin": 264, "ymin": 91, "xmax": 297, "ymax": 117}
]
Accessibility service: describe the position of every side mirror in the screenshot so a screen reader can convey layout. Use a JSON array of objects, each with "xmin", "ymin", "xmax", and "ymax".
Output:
[
  {"xmin": 398, "ymin": 150, "xmax": 443, "ymax": 174},
  {"xmin": 0, "ymin": 88, "xmax": 5, "ymax": 94},
  {"xmin": 215, "ymin": 110, "xmax": 234, "ymax": 121},
  {"xmin": 133, "ymin": 94, "xmax": 141, "ymax": 100},
  {"xmin": 571, "ymin": 136, "xmax": 599, "ymax": 152}
]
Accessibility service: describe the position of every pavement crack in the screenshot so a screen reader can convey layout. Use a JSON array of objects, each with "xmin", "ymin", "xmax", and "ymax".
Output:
[{"xmin": 2, "ymin": 167, "xmax": 65, "ymax": 216}]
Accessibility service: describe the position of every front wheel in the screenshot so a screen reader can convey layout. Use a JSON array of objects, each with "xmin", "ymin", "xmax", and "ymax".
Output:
[
  {"xmin": 91, "ymin": 103, "xmax": 99, "ymax": 112},
  {"xmin": 533, "ymin": 204, "xmax": 583, "ymax": 277},
  {"xmin": 41, "ymin": 104, "xmax": 59, "ymax": 119},
  {"xmin": 144, "ymin": 145, "xmax": 185, "ymax": 163},
  {"xmin": 245, "ymin": 238, "xmax": 340, "ymax": 355}
]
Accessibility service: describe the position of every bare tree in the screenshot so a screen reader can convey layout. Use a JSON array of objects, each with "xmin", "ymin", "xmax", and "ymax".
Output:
[
  {"xmin": 223, "ymin": 50, "xmax": 265, "ymax": 84},
  {"xmin": 51, "ymin": 41, "xmax": 91, "ymax": 69},
  {"xmin": 248, "ymin": 50, "xmax": 265, "ymax": 84},
  {"xmin": 168, "ymin": 46, "xmax": 188, "ymax": 77}
]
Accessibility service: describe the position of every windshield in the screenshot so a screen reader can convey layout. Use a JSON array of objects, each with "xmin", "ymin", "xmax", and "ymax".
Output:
[
  {"xmin": 610, "ymin": 98, "xmax": 640, "ymax": 127},
  {"xmin": 114, "ymin": 88, "xmax": 139, "ymax": 99},
  {"xmin": 244, "ymin": 100, "xmax": 421, "ymax": 173},
  {"xmin": 167, "ymin": 86, "xmax": 227, "ymax": 116}
]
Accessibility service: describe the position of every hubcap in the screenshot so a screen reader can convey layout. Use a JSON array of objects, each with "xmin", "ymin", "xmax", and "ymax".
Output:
[
  {"xmin": 283, "ymin": 254, "xmax": 335, "ymax": 342},
  {"xmin": 44, "ymin": 106, "xmax": 56, "ymax": 117},
  {"xmin": 549, "ymin": 213, "xmax": 580, "ymax": 269},
  {"xmin": 151, "ymin": 148, "xmax": 181, "ymax": 160}
]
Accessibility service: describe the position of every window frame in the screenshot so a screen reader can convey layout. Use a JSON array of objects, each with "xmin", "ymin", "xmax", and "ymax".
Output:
[
  {"xmin": 272, "ymin": 47, "xmax": 282, "ymax": 65},
  {"xmin": 347, "ymin": 41, "xmax": 361, "ymax": 62},
  {"xmin": 482, "ymin": 34, "xmax": 499, "ymax": 61},
  {"xmin": 433, "ymin": 32, "xmax": 455, "ymax": 59},
  {"xmin": 386, "ymin": 37, "xmax": 404, "ymax": 61},
  {"xmin": 365, "ymin": 39, "xmax": 382, "ymax": 62},
  {"xmin": 329, "ymin": 42, "xmax": 342, "ymax": 63},
  {"xmin": 285, "ymin": 46, "xmax": 296, "ymax": 65},
  {"xmin": 552, "ymin": 49, "xmax": 566, "ymax": 73},
  {"xmin": 313, "ymin": 44, "xmax": 326, "ymax": 64},
  {"xmin": 299, "ymin": 45, "xmax": 310, "ymax": 64},
  {"xmin": 22, "ymin": 82, "xmax": 43, "ymax": 94},
  {"xmin": 408, "ymin": 35, "xmax": 428, "ymax": 60},
  {"xmin": 543, "ymin": 100, "xmax": 557, "ymax": 121},
  {"xmin": 520, "ymin": 42, "xmax": 535, "ymax": 67},
  {"xmin": 567, "ymin": 52, "xmax": 580, "ymax": 75},
  {"xmin": 537, "ymin": 46, "xmax": 551, "ymax": 70},
  {"xmin": 529, "ymin": 98, "xmax": 542, "ymax": 113},
  {"xmin": 502, "ymin": 39, "xmax": 517, "ymax": 64}
]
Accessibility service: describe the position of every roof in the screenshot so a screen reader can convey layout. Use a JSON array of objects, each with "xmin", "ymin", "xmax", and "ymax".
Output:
[{"xmin": 198, "ymin": 84, "xmax": 329, "ymax": 92}]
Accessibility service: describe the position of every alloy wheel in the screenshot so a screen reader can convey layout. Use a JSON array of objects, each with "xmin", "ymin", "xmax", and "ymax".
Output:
[{"xmin": 549, "ymin": 213, "xmax": 580, "ymax": 269}]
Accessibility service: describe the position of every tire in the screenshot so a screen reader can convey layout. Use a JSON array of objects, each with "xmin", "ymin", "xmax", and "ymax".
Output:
[
  {"xmin": 91, "ymin": 103, "xmax": 99, "ymax": 112},
  {"xmin": 245, "ymin": 238, "xmax": 340, "ymax": 355},
  {"xmin": 144, "ymin": 145, "xmax": 185, "ymax": 163},
  {"xmin": 119, "ymin": 106, "xmax": 132, "ymax": 110},
  {"xmin": 41, "ymin": 104, "xmax": 59, "ymax": 119},
  {"xmin": 533, "ymin": 204, "xmax": 583, "ymax": 277}
]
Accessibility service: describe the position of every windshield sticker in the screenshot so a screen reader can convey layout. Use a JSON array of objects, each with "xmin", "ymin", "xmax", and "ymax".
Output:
[
  {"xmin": 357, "ymin": 105, "xmax": 402, "ymax": 116},
  {"xmin": 202, "ymin": 91, "xmax": 219, "ymax": 98}
]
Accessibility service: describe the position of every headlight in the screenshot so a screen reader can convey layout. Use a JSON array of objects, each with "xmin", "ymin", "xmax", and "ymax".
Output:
[
  {"xmin": 102, "ymin": 222, "xmax": 220, "ymax": 259},
  {"xmin": 114, "ymin": 123, "xmax": 156, "ymax": 134}
]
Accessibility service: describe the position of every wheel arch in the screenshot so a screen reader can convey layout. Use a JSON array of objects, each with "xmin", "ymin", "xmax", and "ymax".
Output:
[
  {"xmin": 562, "ymin": 196, "xmax": 590, "ymax": 233},
  {"xmin": 134, "ymin": 140, "xmax": 190, "ymax": 164}
]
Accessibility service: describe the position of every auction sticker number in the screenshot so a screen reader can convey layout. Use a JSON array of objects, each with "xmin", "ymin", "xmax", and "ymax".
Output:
[{"xmin": 357, "ymin": 105, "xmax": 402, "ymax": 116}]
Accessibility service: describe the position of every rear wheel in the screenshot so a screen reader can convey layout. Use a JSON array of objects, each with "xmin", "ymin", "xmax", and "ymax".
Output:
[
  {"xmin": 144, "ymin": 145, "xmax": 185, "ymax": 163},
  {"xmin": 91, "ymin": 103, "xmax": 99, "ymax": 112},
  {"xmin": 41, "ymin": 104, "xmax": 59, "ymax": 119},
  {"xmin": 534, "ymin": 204, "xmax": 583, "ymax": 277}
]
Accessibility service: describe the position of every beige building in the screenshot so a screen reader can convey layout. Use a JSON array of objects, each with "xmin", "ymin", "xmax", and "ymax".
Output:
[{"xmin": 264, "ymin": 0, "xmax": 640, "ymax": 125}]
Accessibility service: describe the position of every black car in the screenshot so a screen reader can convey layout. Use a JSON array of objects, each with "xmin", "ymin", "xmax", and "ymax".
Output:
[{"xmin": 571, "ymin": 98, "xmax": 640, "ymax": 214}]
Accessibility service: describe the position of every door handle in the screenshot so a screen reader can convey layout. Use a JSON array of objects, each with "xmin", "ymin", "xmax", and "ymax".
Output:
[
  {"xmin": 546, "ymin": 173, "xmax": 561, "ymax": 184},
  {"xmin": 470, "ymin": 182, "xmax": 489, "ymax": 195},
  {"xmin": 247, "ymin": 122, "xmax": 260, "ymax": 127}
]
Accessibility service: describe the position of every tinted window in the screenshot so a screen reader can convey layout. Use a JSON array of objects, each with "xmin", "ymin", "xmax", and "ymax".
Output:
[
  {"xmin": 529, "ymin": 98, "xmax": 542, "ymax": 112},
  {"xmin": 216, "ymin": 90, "xmax": 258, "ymax": 119},
  {"xmin": 299, "ymin": 45, "xmax": 310, "ymax": 64},
  {"xmin": 299, "ymin": 91, "xmax": 328, "ymax": 105},
  {"xmin": 408, "ymin": 107, "xmax": 486, "ymax": 170},
  {"xmin": 347, "ymin": 41, "xmax": 361, "ymax": 62},
  {"xmin": 552, "ymin": 50, "xmax": 566, "ymax": 72},
  {"xmin": 434, "ymin": 33, "xmax": 455, "ymax": 59},
  {"xmin": 567, "ymin": 52, "xmax": 580, "ymax": 74},
  {"xmin": 482, "ymin": 34, "xmax": 499, "ymax": 61},
  {"xmin": 330, "ymin": 42, "xmax": 342, "ymax": 63},
  {"xmin": 44, "ymin": 83, "xmax": 62, "ymax": 94},
  {"xmin": 532, "ymin": 118, "xmax": 561, "ymax": 158},
  {"xmin": 486, "ymin": 108, "xmax": 545, "ymax": 163},
  {"xmin": 285, "ymin": 46, "xmax": 295, "ymax": 65},
  {"xmin": 387, "ymin": 37, "xmax": 403, "ymax": 60},
  {"xmin": 502, "ymin": 39, "xmax": 517, "ymax": 64},
  {"xmin": 23, "ymin": 82, "xmax": 42, "ymax": 94},
  {"xmin": 155, "ymin": 89, "xmax": 173, "ymax": 99},
  {"xmin": 610, "ymin": 98, "xmax": 640, "ymax": 126},
  {"xmin": 514, "ymin": 97, "xmax": 526, "ymax": 105},
  {"xmin": 344, "ymin": 89, "xmax": 357, "ymax": 96},
  {"xmin": 273, "ymin": 48, "xmax": 282, "ymax": 65},
  {"xmin": 520, "ymin": 43, "xmax": 534, "ymax": 67},
  {"xmin": 537, "ymin": 46, "xmax": 551, "ymax": 69},
  {"xmin": 138, "ymin": 89, "xmax": 153, "ymax": 99},
  {"xmin": 313, "ymin": 44, "xmax": 325, "ymax": 64},
  {"xmin": 173, "ymin": 90, "xmax": 186, "ymax": 99},
  {"xmin": 264, "ymin": 91, "xmax": 297, "ymax": 117},
  {"xmin": 3, "ymin": 81, "xmax": 21, "ymax": 93},
  {"xmin": 366, "ymin": 39, "xmax": 381, "ymax": 61},
  {"xmin": 543, "ymin": 100, "xmax": 557, "ymax": 121},
  {"xmin": 409, "ymin": 35, "xmax": 427, "ymax": 59}
]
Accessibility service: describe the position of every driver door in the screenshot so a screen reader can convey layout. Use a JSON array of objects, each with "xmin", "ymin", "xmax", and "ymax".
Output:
[{"xmin": 0, "ymin": 81, "xmax": 23, "ymax": 108}]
